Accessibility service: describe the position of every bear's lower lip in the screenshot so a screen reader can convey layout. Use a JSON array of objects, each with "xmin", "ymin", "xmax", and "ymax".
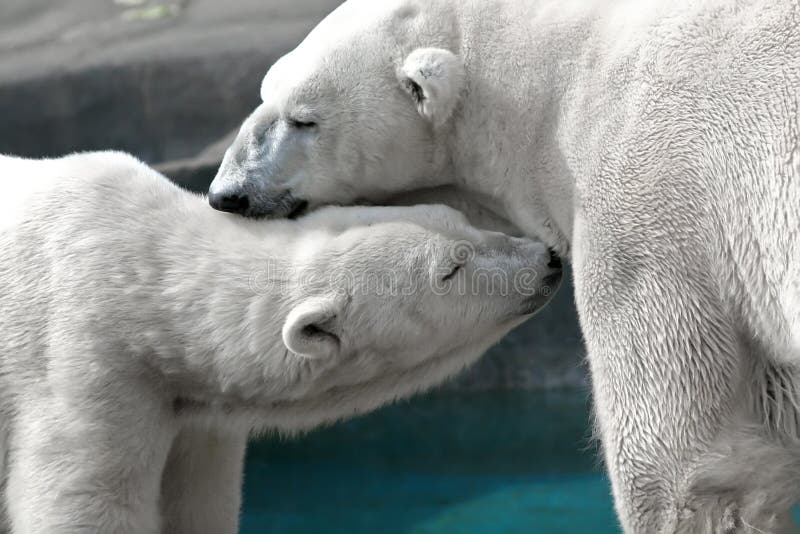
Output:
[
  {"xmin": 287, "ymin": 200, "xmax": 309, "ymax": 220},
  {"xmin": 547, "ymin": 249, "xmax": 562, "ymax": 269},
  {"xmin": 244, "ymin": 192, "xmax": 308, "ymax": 220}
]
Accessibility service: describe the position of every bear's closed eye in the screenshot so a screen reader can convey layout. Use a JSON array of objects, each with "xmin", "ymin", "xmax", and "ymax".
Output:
[
  {"xmin": 289, "ymin": 118, "xmax": 318, "ymax": 129},
  {"xmin": 442, "ymin": 264, "xmax": 461, "ymax": 282}
]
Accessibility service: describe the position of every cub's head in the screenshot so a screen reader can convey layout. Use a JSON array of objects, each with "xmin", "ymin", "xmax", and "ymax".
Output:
[
  {"xmin": 208, "ymin": 0, "xmax": 464, "ymax": 218},
  {"xmin": 253, "ymin": 205, "xmax": 562, "ymax": 430}
]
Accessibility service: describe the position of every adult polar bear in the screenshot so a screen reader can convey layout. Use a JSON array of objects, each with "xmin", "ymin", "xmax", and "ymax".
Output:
[{"xmin": 208, "ymin": 0, "xmax": 800, "ymax": 531}]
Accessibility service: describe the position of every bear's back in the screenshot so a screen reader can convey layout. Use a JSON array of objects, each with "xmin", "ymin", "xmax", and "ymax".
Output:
[{"xmin": 0, "ymin": 152, "xmax": 188, "ymax": 362}]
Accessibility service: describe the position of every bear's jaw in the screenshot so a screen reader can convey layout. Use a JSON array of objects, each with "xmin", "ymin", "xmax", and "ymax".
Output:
[{"xmin": 164, "ymin": 337, "xmax": 493, "ymax": 432}]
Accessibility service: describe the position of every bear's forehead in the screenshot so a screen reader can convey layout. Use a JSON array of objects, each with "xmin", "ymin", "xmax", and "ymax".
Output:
[
  {"xmin": 263, "ymin": 57, "xmax": 322, "ymax": 100},
  {"xmin": 322, "ymin": 234, "xmax": 435, "ymax": 272},
  {"xmin": 272, "ymin": 5, "xmax": 406, "ymax": 75},
  {"xmin": 346, "ymin": 230, "xmax": 438, "ymax": 259}
]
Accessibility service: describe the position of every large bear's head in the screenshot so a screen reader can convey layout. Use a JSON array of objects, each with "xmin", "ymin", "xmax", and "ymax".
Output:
[{"xmin": 208, "ymin": 0, "xmax": 465, "ymax": 218}]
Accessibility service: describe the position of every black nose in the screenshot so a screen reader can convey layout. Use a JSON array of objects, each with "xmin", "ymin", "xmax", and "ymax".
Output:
[
  {"xmin": 548, "ymin": 249, "xmax": 562, "ymax": 269},
  {"xmin": 209, "ymin": 191, "xmax": 250, "ymax": 215}
]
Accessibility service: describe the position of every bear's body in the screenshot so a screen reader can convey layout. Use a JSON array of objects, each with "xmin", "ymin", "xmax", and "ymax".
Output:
[
  {"xmin": 209, "ymin": 0, "xmax": 800, "ymax": 531},
  {"xmin": 0, "ymin": 152, "xmax": 559, "ymax": 533}
]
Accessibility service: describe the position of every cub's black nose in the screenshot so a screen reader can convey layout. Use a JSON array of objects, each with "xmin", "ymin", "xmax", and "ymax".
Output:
[
  {"xmin": 548, "ymin": 249, "xmax": 562, "ymax": 269},
  {"xmin": 209, "ymin": 191, "xmax": 250, "ymax": 215}
]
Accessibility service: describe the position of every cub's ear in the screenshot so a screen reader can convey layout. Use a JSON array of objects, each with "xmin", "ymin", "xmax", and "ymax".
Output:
[
  {"xmin": 398, "ymin": 48, "xmax": 465, "ymax": 127},
  {"xmin": 282, "ymin": 297, "xmax": 343, "ymax": 360}
]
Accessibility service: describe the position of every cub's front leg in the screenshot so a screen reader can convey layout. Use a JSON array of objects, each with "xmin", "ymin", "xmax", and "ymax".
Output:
[
  {"xmin": 160, "ymin": 426, "xmax": 247, "ymax": 534},
  {"xmin": 5, "ymin": 369, "xmax": 175, "ymax": 534},
  {"xmin": 573, "ymin": 218, "xmax": 745, "ymax": 532}
]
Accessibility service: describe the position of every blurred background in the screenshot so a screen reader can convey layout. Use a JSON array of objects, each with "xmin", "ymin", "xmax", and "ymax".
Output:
[{"xmin": 0, "ymin": 1, "xmax": 618, "ymax": 532}]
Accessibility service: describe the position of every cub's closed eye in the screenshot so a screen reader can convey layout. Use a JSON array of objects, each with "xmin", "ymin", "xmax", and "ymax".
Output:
[
  {"xmin": 442, "ymin": 264, "xmax": 462, "ymax": 282},
  {"xmin": 289, "ymin": 118, "xmax": 318, "ymax": 129}
]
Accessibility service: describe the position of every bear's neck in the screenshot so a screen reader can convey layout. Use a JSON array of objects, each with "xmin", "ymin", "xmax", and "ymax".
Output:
[
  {"xmin": 441, "ymin": 0, "xmax": 639, "ymax": 257},
  {"xmin": 149, "ymin": 193, "xmax": 299, "ymax": 400}
]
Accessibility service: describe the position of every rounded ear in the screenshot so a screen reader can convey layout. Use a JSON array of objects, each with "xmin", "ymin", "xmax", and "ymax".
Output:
[
  {"xmin": 398, "ymin": 48, "xmax": 465, "ymax": 127},
  {"xmin": 282, "ymin": 297, "xmax": 342, "ymax": 360}
]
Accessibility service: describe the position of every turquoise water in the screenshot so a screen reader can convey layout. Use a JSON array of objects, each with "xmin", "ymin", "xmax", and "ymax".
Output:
[{"xmin": 240, "ymin": 390, "xmax": 621, "ymax": 534}]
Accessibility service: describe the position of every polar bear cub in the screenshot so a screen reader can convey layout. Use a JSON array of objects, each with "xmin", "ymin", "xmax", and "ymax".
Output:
[{"xmin": 0, "ymin": 151, "xmax": 561, "ymax": 534}]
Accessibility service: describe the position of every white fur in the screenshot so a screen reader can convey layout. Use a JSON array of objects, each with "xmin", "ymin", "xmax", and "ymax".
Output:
[
  {"xmin": 210, "ymin": 0, "xmax": 800, "ymax": 531},
  {"xmin": 0, "ymin": 151, "xmax": 559, "ymax": 533}
]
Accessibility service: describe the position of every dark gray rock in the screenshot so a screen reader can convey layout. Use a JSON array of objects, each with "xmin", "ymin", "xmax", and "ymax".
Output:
[
  {"xmin": 0, "ymin": 0, "xmax": 587, "ymax": 390},
  {"xmin": 0, "ymin": 0, "xmax": 341, "ymax": 161}
]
